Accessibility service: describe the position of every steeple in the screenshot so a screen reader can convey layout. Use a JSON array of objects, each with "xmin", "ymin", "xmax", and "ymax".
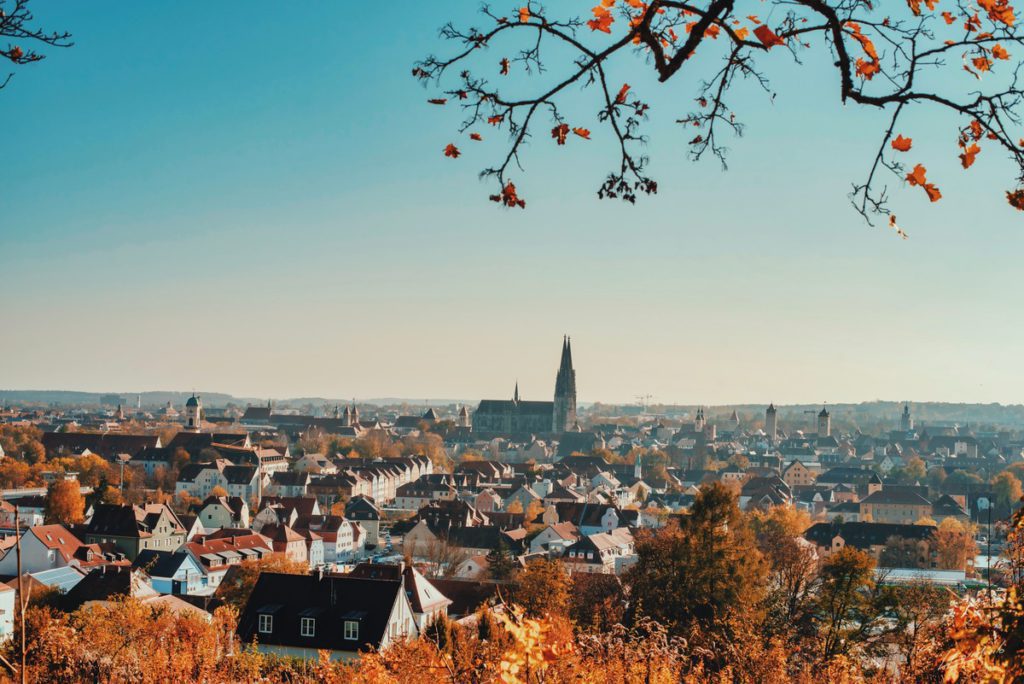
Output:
[
  {"xmin": 514, "ymin": 381, "xmax": 520, "ymax": 403},
  {"xmin": 900, "ymin": 403, "xmax": 913, "ymax": 432},
  {"xmin": 553, "ymin": 335, "xmax": 578, "ymax": 433},
  {"xmin": 765, "ymin": 403, "xmax": 778, "ymax": 441}
]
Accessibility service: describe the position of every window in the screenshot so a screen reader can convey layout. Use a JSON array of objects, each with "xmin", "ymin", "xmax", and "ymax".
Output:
[
  {"xmin": 258, "ymin": 614, "xmax": 273, "ymax": 634},
  {"xmin": 344, "ymin": 620, "xmax": 359, "ymax": 640},
  {"xmin": 300, "ymin": 617, "xmax": 315, "ymax": 637}
]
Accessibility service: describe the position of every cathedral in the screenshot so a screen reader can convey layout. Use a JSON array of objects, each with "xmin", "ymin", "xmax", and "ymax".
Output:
[{"xmin": 472, "ymin": 337, "xmax": 578, "ymax": 436}]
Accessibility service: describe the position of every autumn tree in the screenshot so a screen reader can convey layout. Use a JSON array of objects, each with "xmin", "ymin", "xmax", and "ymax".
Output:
[
  {"xmin": 625, "ymin": 483, "xmax": 766, "ymax": 667},
  {"xmin": 993, "ymin": 470, "xmax": 1024, "ymax": 515},
  {"xmin": 418, "ymin": 1, "xmax": 1024, "ymax": 231},
  {"xmin": 934, "ymin": 516, "xmax": 978, "ymax": 571},
  {"xmin": 749, "ymin": 504, "xmax": 817, "ymax": 639},
  {"xmin": 214, "ymin": 558, "xmax": 309, "ymax": 611},
  {"xmin": 513, "ymin": 557, "xmax": 571, "ymax": 619},
  {"xmin": 43, "ymin": 479, "xmax": 84, "ymax": 526},
  {"xmin": 569, "ymin": 573, "xmax": 626, "ymax": 631},
  {"xmin": 814, "ymin": 545, "xmax": 886, "ymax": 661}
]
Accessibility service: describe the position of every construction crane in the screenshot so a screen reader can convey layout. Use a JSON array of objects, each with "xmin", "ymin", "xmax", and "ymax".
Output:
[{"xmin": 635, "ymin": 394, "xmax": 653, "ymax": 411}]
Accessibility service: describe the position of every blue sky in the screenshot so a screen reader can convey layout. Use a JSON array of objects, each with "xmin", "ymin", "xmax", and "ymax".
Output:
[{"xmin": 2, "ymin": 1, "xmax": 1023, "ymax": 405}]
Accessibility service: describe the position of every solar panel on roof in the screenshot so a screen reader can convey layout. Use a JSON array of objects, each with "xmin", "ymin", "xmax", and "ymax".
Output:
[{"xmin": 32, "ymin": 566, "xmax": 85, "ymax": 593}]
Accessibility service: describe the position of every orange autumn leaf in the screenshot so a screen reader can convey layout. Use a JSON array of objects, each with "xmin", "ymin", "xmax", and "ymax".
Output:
[
  {"xmin": 470, "ymin": 132, "xmax": 483, "ymax": 141},
  {"xmin": 428, "ymin": 98, "xmax": 447, "ymax": 105},
  {"xmin": 942, "ymin": 10, "xmax": 956, "ymax": 23},
  {"xmin": 959, "ymin": 142, "xmax": 980, "ymax": 168},
  {"xmin": 846, "ymin": 22, "xmax": 880, "ymax": 80},
  {"xmin": 588, "ymin": 14, "xmax": 614, "ymax": 32},
  {"xmin": 992, "ymin": 43, "xmax": 1011, "ymax": 59},
  {"xmin": 891, "ymin": 134, "xmax": 913, "ymax": 152},
  {"xmin": 443, "ymin": 143, "xmax": 461, "ymax": 158},
  {"xmin": 970, "ymin": 120, "xmax": 983, "ymax": 139},
  {"xmin": 572, "ymin": 127, "xmax": 591, "ymax": 139},
  {"xmin": 490, "ymin": 181, "xmax": 526, "ymax": 208},
  {"xmin": 735, "ymin": 27, "xmax": 750, "ymax": 40},
  {"xmin": 972, "ymin": 56, "xmax": 993, "ymax": 71},
  {"xmin": 487, "ymin": 114, "xmax": 504, "ymax": 125},
  {"xmin": 500, "ymin": 57, "xmax": 510, "ymax": 75},
  {"xmin": 747, "ymin": 15, "xmax": 761, "ymax": 24},
  {"xmin": 753, "ymin": 24, "xmax": 785, "ymax": 48},
  {"xmin": 551, "ymin": 123, "xmax": 569, "ymax": 145},
  {"xmin": 978, "ymin": 0, "xmax": 1015, "ymax": 26},
  {"xmin": 615, "ymin": 83, "xmax": 631, "ymax": 104},
  {"xmin": 1007, "ymin": 188, "xmax": 1024, "ymax": 210},
  {"xmin": 906, "ymin": 164, "xmax": 942, "ymax": 202},
  {"xmin": 906, "ymin": 164, "xmax": 928, "ymax": 187},
  {"xmin": 907, "ymin": 0, "xmax": 939, "ymax": 16},
  {"xmin": 588, "ymin": 4, "xmax": 615, "ymax": 32},
  {"xmin": 519, "ymin": 6, "xmax": 530, "ymax": 22}
]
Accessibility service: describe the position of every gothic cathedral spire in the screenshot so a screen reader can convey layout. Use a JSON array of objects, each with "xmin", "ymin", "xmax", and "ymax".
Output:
[{"xmin": 553, "ymin": 335, "xmax": 577, "ymax": 432}]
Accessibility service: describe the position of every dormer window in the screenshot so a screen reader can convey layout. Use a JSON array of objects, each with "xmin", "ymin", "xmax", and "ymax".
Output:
[
  {"xmin": 300, "ymin": 617, "xmax": 316, "ymax": 637},
  {"xmin": 258, "ymin": 614, "xmax": 273, "ymax": 634},
  {"xmin": 344, "ymin": 620, "xmax": 359, "ymax": 640}
]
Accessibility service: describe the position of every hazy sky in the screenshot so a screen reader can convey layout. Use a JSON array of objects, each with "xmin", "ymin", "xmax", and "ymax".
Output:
[{"xmin": 3, "ymin": 2, "xmax": 1023, "ymax": 406}]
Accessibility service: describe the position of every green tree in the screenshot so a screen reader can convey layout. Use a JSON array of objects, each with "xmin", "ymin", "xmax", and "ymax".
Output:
[{"xmin": 485, "ymin": 539, "xmax": 518, "ymax": 582}]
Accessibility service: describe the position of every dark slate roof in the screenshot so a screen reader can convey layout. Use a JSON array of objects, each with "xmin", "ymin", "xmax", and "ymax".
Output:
[
  {"xmin": 223, "ymin": 465, "xmax": 257, "ymax": 485},
  {"xmin": 427, "ymin": 578, "xmax": 501, "ymax": 618},
  {"xmin": 816, "ymin": 467, "xmax": 879, "ymax": 485},
  {"xmin": 241, "ymin": 406, "xmax": 271, "ymax": 422},
  {"xmin": 132, "ymin": 550, "xmax": 194, "ymax": 578},
  {"xmin": 62, "ymin": 566, "xmax": 146, "ymax": 611},
  {"xmin": 345, "ymin": 496, "xmax": 381, "ymax": 521},
  {"xmin": 860, "ymin": 489, "xmax": 931, "ymax": 506},
  {"xmin": 42, "ymin": 432, "xmax": 159, "ymax": 458},
  {"xmin": 804, "ymin": 521, "xmax": 937, "ymax": 549},
  {"xmin": 476, "ymin": 399, "xmax": 553, "ymax": 415},
  {"xmin": 237, "ymin": 573, "xmax": 402, "ymax": 654}
]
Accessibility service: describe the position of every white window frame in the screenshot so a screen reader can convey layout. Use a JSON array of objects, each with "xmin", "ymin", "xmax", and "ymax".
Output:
[
  {"xmin": 344, "ymin": 620, "xmax": 359, "ymax": 640},
  {"xmin": 258, "ymin": 614, "xmax": 273, "ymax": 634},
  {"xmin": 300, "ymin": 617, "xmax": 315, "ymax": 637}
]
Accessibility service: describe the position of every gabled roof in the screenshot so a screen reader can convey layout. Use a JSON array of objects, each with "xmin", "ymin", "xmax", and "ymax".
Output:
[
  {"xmin": 860, "ymin": 489, "xmax": 931, "ymax": 506},
  {"xmin": 132, "ymin": 550, "xmax": 198, "ymax": 578},
  {"xmin": 237, "ymin": 573, "xmax": 403, "ymax": 653},
  {"xmin": 346, "ymin": 562, "xmax": 452, "ymax": 614},
  {"xmin": 804, "ymin": 521, "xmax": 936, "ymax": 549}
]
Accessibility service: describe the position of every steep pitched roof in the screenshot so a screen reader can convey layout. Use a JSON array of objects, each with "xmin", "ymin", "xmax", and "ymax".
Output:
[{"xmin": 237, "ymin": 573, "xmax": 403, "ymax": 653}]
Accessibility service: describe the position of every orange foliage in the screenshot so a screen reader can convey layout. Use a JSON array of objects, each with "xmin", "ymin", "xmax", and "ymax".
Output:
[
  {"xmin": 906, "ymin": 163, "xmax": 942, "ymax": 202},
  {"xmin": 753, "ymin": 24, "xmax": 785, "ymax": 48},
  {"xmin": 551, "ymin": 123, "xmax": 569, "ymax": 145},
  {"xmin": 891, "ymin": 134, "xmax": 913, "ymax": 152}
]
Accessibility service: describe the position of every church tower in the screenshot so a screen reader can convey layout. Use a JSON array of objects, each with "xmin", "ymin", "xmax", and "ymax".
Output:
[
  {"xmin": 693, "ymin": 407, "xmax": 706, "ymax": 433},
  {"xmin": 817, "ymin": 406, "xmax": 831, "ymax": 437},
  {"xmin": 458, "ymin": 404, "xmax": 471, "ymax": 428},
  {"xmin": 900, "ymin": 403, "xmax": 913, "ymax": 432},
  {"xmin": 185, "ymin": 394, "xmax": 202, "ymax": 432},
  {"xmin": 765, "ymin": 403, "xmax": 778, "ymax": 441},
  {"xmin": 553, "ymin": 336, "xmax": 577, "ymax": 433}
]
